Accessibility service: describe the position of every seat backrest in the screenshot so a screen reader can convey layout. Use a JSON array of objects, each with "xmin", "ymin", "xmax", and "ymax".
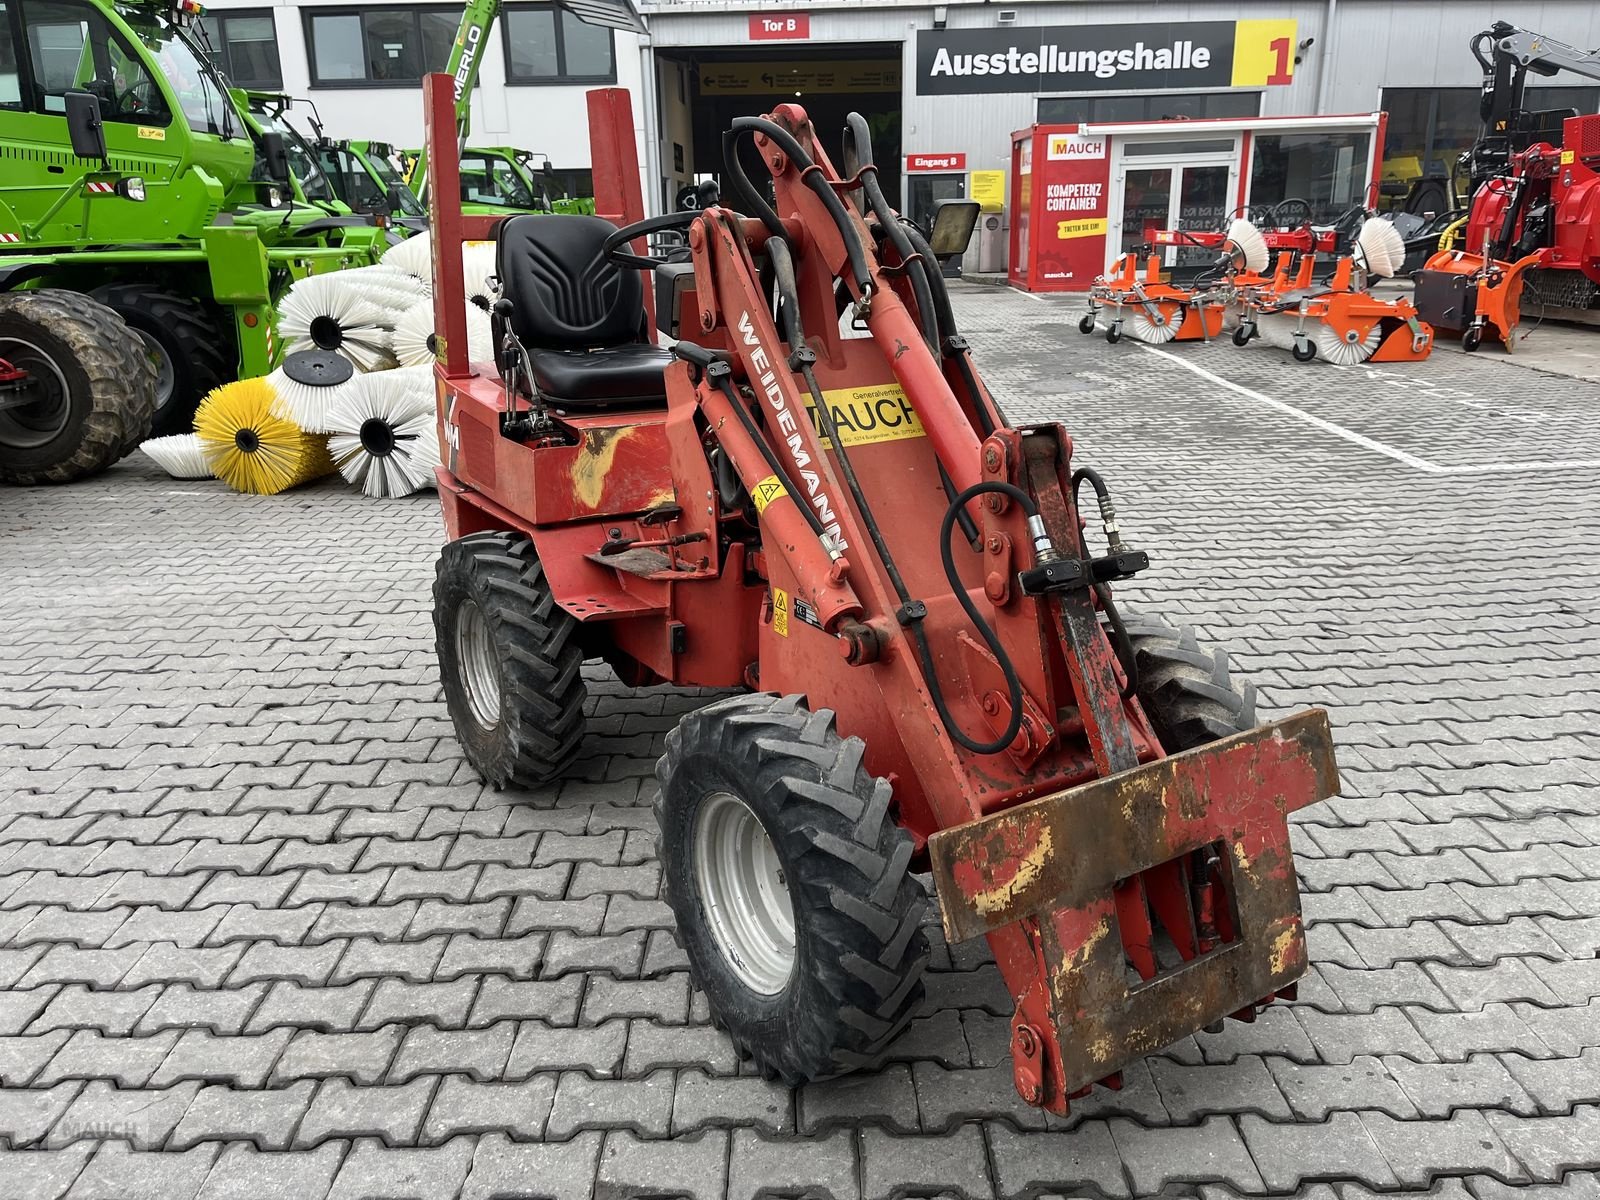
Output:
[{"xmin": 495, "ymin": 214, "xmax": 642, "ymax": 351}]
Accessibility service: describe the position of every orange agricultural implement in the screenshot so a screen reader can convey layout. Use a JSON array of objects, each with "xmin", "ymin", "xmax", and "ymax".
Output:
[
  {"xmin": 423, "ymin": 73, "xmax": 1341, "ymax": 1114},
  {"xmin": 1077, "ymin": 251, "xmax": 1225, "ymax": 344}
]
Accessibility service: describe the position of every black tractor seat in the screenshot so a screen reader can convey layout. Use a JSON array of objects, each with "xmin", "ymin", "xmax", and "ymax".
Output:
[{"xmin": 495, "ymin": 213, "xmax": 671, "ymax": 410}]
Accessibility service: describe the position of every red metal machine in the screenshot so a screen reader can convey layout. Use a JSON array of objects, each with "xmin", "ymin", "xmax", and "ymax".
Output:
[{"xmin": 423, "ymin": 74, "xmax": 1340, "ymax": 1112}]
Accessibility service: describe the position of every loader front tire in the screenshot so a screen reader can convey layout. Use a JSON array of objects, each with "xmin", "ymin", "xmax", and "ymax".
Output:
[
  {"xmin": 433, "ymin": 531, "xmax": 588, "ymax": 788},
  {"xmin": 0, "ymin": 289, "xmax": 156, "ymax": 485},
  {"xmin": 1122, "ymin": 614, "xmax": 1257, "ymax": 750},
  {"xmin": 655, "ymin": 693, "xmax": 929, "ymax": 1085},
  {"xmin": 90, "ymin": 285, "xmax": 229, "ymax": 436}
]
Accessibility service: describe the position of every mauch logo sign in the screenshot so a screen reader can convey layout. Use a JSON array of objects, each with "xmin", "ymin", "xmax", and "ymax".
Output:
[
  {"xmin": 915, "ymin": 19, "xmax": 1296, "ymax": 95},
  {"xmin": 1047, "ymin": 135, "xmax": 1106, "ymax": 161}
]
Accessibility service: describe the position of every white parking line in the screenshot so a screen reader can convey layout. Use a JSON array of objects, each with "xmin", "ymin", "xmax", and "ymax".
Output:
[{"xmin": 1137, "ymin": 345, "xmax": 1600, "ymax": 475}]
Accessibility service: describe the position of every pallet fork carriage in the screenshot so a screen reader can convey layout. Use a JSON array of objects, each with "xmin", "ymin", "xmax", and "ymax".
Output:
[{"xmin": 422, "ymin": 74, "xmax": 1341, "ymax": 1113}]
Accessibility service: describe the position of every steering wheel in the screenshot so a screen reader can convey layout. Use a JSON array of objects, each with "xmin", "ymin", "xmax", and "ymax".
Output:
[
  {"xmin": 1269, "ymin": 198, "xmax": 1315, "ymax": 229},
  {"xmin": 602, "ymin": 210, "xmax": 701, "ymax": 270},
  {"xmin": 113, "ymin": 79, "xmax": 160, "ymax": 118}
]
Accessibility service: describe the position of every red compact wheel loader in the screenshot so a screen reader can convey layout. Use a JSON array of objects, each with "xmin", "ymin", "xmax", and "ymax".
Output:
[{"xmin": 423, "ymin": 76, "xmax": 1340, "ymax": 1114}]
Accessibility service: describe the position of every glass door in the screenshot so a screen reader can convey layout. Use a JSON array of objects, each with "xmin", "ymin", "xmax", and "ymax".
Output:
[
  {"xmin": 1118, "ymin": 167, "xmax": 1173, "ymax": 259},
  {"xmin": 1171, "ymin": 164, "xmax": 1231, "ymax": 267}
]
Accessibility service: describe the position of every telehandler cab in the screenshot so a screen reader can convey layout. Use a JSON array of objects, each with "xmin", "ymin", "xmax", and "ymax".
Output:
[{"xmin": 424, "ymin": 77, "xmax": 1340, "ymax": 1112}]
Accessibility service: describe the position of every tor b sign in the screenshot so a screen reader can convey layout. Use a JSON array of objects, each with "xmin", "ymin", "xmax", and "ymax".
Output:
[{"xmin": 749, "ymin": 13, "xmax": 809, "ymax": 40}]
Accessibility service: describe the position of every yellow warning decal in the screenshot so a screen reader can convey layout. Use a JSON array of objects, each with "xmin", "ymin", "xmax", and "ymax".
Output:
[
  {"xmin": 807, "ymin": 383, "xmax": 927, "ymax": 450},
  {"xmin": 771, "ymin": 587, "xmax": 790, "ymax": 637},
  {"xmin": 752, "ymin": 475, "xmax": 787, "ymax": 514},
  {"xmin": 1562, "ymin": 149, "xmax": 1576, "ymax": 165},
  {"xmin": 1056, "ymin": 218, "xmax": 1108, "ymax": 241},
  {"xmin": 137, "ymin": 127, "xmax": 166, "ymax": 141}
]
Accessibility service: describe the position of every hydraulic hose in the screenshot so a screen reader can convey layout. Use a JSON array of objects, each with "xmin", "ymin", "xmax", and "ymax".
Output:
[
  {"xmin": 720, "ymin": 128, "xmax": 787, "ymax": 244},
  {"xmin": 711, "ymin": 367, "xmax": 826, "ymax": 540},
  {"xmin": 766, "ymin": 235, "xmax": 1032, "ymax": 756},
  {"xmin": 730, "ymin": 116, "xmax": 874, "ymax": 299},
  {"xmin": 897, "ymin": 215, "xmax": 1003, "ymax": 435},
  {"xmin": 1072, "ymin": 466, "xmax": 1139, "ymax": 700},
  {"xmin": 846, "ymin": 114, "xmax": 938, "ymax": 352}
]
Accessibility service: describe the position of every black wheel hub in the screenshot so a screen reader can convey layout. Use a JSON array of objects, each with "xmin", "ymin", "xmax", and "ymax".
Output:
[
  {"xmin": 0, "ymin": 339, "xmax": 71, "ymax": 449},
  {"xmin": 235, "ymin": 427, "xmax": 261, "ymax": 453},
  {"xmin": 308, "ymin": 315, "xmax": 345, "ymax": 351},
  {"xmin": 359, "ymin": 417, "xmax": 396, "ymax": 458}
]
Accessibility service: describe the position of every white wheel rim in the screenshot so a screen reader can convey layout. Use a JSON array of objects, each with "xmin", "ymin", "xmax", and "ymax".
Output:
[
  {"xmin": 455, "ymin": 598, "xmax": 501, "ymax": 728},
  {"xmin": 694, "ymin": 791, "xmax": 795, "ymax": 994}
]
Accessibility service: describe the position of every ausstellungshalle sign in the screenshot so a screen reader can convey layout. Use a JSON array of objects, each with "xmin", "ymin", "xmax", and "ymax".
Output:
[{"xmin": 915, "ymin": 19, "xmax": 1297, "ymax": 95}]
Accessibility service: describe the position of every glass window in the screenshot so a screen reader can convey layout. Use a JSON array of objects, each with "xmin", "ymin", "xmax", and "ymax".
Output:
[
  {"xmin": 459, "ymin": 151, "xmax": 536, "ymax": 207},
  {"xmin": 195, "ymin": 9, "xmax": 281, "ymax": 89},
  {"xmin": 1123, "ymin": 138, "xmax": 1235, "ymax": 156},
  {"xmin": 1249, "ymin": 131, "xmax": 1372, "ymax": 226},
  {"xmin": 123, "ymin": 12, "xmax": 232, "ymax": 137},
  {"xmin": 1, "ymin": 2, "xmax": 22, "ymax": 107},
  {"xmin": 503, "ymin": 2, "xmax": 615, "ymax": 85},
  {"xmin": 25, "ymin": 0, "xmax": 173, "ymax": 127},
  {"xmin": 305, "ymin": 7, "xmax": 459, "ymax": 87},
  {"xmin": 1039, "ymin": 91, "xmax": 1261, "ymax": 125}
]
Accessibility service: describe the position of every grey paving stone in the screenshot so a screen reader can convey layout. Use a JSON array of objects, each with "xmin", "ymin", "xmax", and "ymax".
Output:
[
  {"xmin": 622, "ymin": 1020, "xmax": 734, "ymax": 1078},
  {"xmin": 1358, "ymin": 1111, "xmax": 1527, "ymax": 1187},
  {"xmin": 329, "ymin": 935, "xmax": 447, "ymax": 985},
  {"xmin": 356, "ymin": 977, "xmax": 479, "ymax": 1031},
  {"xmin": 861, "ymin": 1124, "xmax": 996, "ymax": 1200},
  {"xmin": 148, "ymin": 1028, "xmax": 294, "ymax": 1089},
  {"xmin": 1410, "ymin": 1003, "xmax": 1554, "ymax": 1060},
  {"xmin": 26, "ymin": 985, "xmax": 162, "ymax": 1038},
  {"xmin": 168, "ymin": 1080, "xmax": 318, "ymax": 1151},
  {"xmin": 1297, "ymin": 1008, "xmax": 1440, "ymax": 1064},
  {"xmin": 595, "ymin": 1128, "xmax": 726, "ymax": 1199},
  {"xmin": 460, "ymin": 1130, "xmax": 601, "ymax": 1200},
  {"xmin": 1148, "ymin": 1056, "xmax": 1293, "ymax": 1121},
  {"xmin": 246, "ymin": 980, "xmax": 377, "ymax": 1035},
  {"xmin": 1238, "ymin": 1110, "xmax": 1400, "ymax": 1192},
  {"xmin": 1498, "ymin": 1047, "xmax": 1600, "ymax": 1114},
  {"xmin": 1265, "ymin": 1054, "xmax": 1419, "ymax": 1120},
  {"xmin": 270, "ymin": 1028, "xmax": 404, "ymax": 1087},
  {"xmin": 727, "ymin": 1127, "xmax": 862, "ymax": 1200},
  {"xmin": 325, "ymin": 1138, "xmax": 475, "ymax": 1200},
  {"xmin": 1109, "ymin": 1116, "xmax": 1265, "ymax": 1193},
  {"xmin": 545, "ymin": 1069, "xmax": 674, "ymax": 1138},
  {"xmin": 419, "ymin": 1075, "xmax": 556, "ymax": 1143},
  {"xmin": 0, "ymin": 1144, "xmax": 94, "ymax": 1200},
  {"xmin": 48, "ymin": 1080, "xmax": 200, "ymax": 1150},
  {"xmin": 436, "ymin": 932, "xmax": 546, "ymax": 980},
  {"xmin": 911, "ymin": 1062, "xmax": 1047, "ymax": 1132},
  {"xmin": 294, "ymin": 1077, "xmax": 436, "ymax": 1148},
  {"xmin": 193, "ymin": 1141, "xmax": 346, "ymax": 1200},
  {"xmin": 578, "ymin": 974, "xmax": 687, "ymax": 1023},
  {"xmin": 506, "ymin": 1020, "xmax": 628, "ymax": 1079},
  {"xmin": 63, "ymin": 1141, "xmax": 220, "ymax": 1200},
  {"xmin": 800, "ymin": 1062, "xmax": 920, "ymax": 1135},
  {"xmin": 0, "ymin": 1080, "xmax": 83, "ymax": 1148},
  {"xmin": 389, "ymin": 1022, "xmax": 516, "ymax": 1084},
  {"xmin": 0, "ymin": 1031, "xmax": 73, "ymax": 1087},
  {"xmin": 469, "ymin": 977, "xmax": 584, "ymax": 1027},
  {"xmin": 1483, "ymin": 1107, "xmax": 1600, "ymax": 1182},
  {"xmin": 135, "ymin": 982, "xmax": 268, "ymax": 1037},
  {"xmin": 672, "ymin": 1069, "xmax": 793, "ymax": 1136},
  {"xmin": 1383, "ymin": 1054, "xmax": 1539, "ymax": 1117},
  {"xmin": 36, "ymin": 1029, "xmax": 182, "ymax": 1088}
]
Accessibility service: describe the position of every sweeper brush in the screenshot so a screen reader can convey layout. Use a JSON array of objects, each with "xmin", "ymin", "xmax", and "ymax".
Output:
[
  {"xmin": 267, "ymin": 350, "xmax": 360, "ymax": 434},
  {"xmin": 1078, "ymin": 253, "xmax": 1224, "ymax": 344},
  {"xmin": 381, "ymin": 229, "xmax": 433, "ymax": 281},
  {"xmin": 194, "ymin": 377, "xmax": 335, "ymax": 495},
  {"xmin": 277, "ymin": 273, "xmax": 401, "ymax": 372},
  {"xmin": 327, "ymin": 366, "xmax": 439, "ymax": 498},
  {"xmin": 136, "ymin": 433, "xmax": 212, "ymax": 480},
  {"xmin": 393, "ymin": 297, "xmax": 493, "ymax": 367}
]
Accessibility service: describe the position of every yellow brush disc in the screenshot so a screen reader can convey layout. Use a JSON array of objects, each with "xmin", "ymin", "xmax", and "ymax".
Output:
[{"xmin": 194, "ymin": 377, "xmax": 335, "ymax": 496}]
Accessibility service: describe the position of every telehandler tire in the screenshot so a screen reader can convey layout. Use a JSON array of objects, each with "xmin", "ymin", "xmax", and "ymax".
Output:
[
  {"xmin": 1121, "ymin": 614, "xmax": 1257, "ymax": 749},
  {"xmin": 90, "ymin": 285, "xmax": 228, "ymax": 437},
  {"xmin": 433, "ymin": 531, "xmax": 588, "ymax": 788},
  {"xmin": 655, "ymin": 693, "xmax": 929, "ymax": 1084},
  {"xmin": 0, "ymin": 289, "xmax": 157, "ymax": 486}
]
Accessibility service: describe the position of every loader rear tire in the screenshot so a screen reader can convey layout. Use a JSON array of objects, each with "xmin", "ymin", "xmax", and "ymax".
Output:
[
  {"xmin": 0, "ymin": 289, "xmax": 157, "ymax": 485},
  {"xmin": 89, "ymin": 285, "xmax": 229, "ymax": 436},
  {"xmin": 433, "ymin": 531, "xmax": 588, "ymax": 788},
  {"xmin": 1122, "ymin": 614, "xmax": 1257, "ymax": 750},
  {"xmin": 655, "ymin": 693, "xmax": 929, "ymax": 1085}
]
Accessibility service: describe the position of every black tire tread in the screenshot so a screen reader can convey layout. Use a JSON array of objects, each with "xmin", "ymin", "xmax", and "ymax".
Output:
[
  {"xmin": 90, "ymin": 284, "xmax": 228, "ymax": 438},
  {"xmin": 433, "ymin": 531, "xmax": 588, "ymax": 788},
  {"xmin": 1122, "ymin": 613, "xmax": 1257, "ymax": 750},
  {"xmin": 655, "ymin": 692, "xmax": 929, "ymax": 1085},
  {"xmin": 0, "ymin": 289, "xmax": 156, "ymax": 485}
]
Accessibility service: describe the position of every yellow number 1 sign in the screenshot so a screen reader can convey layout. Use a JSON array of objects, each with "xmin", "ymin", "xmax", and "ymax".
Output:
[{"xmin": 1232, "ymin": 19, "xmax": 1298, "ymax": 87}]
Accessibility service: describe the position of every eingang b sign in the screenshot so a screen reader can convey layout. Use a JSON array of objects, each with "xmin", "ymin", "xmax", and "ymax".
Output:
[{"xmin": 915, "ymin": 19, "xmax": 1297, "ymax": 95}]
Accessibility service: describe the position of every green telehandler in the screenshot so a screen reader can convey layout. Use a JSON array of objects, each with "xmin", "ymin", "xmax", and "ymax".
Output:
[{"xmin": 0, "ymin": 0, "xmax": 384, "ymax": 485}]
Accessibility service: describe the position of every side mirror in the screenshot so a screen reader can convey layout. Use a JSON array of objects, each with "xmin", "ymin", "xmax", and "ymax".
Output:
[
  {"xmin": 64, "ymin": 90, "xmax": 107, "ymax": 163},
  {"xmin": 387, "ymin": 183, "xmax": 409, "ymax": 213},
  {"xmin": 260, "ymin": 132, "xmax": 292, "ymax": 186},
  {"xmin": 929, "ymin": 199, "xmax": 981, "ymax": 259}
]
